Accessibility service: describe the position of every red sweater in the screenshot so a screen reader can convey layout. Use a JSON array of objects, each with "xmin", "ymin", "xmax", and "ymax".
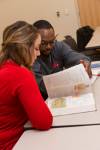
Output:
[{"xmin": 0, "ymin": 60, "xmax": 53, "ymax": 150}]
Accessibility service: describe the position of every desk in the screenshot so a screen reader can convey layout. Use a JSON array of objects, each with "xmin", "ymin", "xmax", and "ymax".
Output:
[
  {"xmin": 52, "ymin": 77, "xmax": 100, "ymax": 126},
  {"xmin": 13, "ymin": 76, "xmax": 100, "ymax": 150},
  {"xmin": 86, "ymin": 27, "xmax": 100, "ymax": 50},
  {"xmin": 13, "ymin": 126, "xmax": 100, "ymax": 150},
  {"xmin": 24, "ymin": 77, "xmax": 100, "ymax": 127}
]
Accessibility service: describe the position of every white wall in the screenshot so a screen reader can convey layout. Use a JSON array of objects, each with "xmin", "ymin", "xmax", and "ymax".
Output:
[{"xmin": 0, "ymin": 0, "xmax": 79, "ymax": 46}]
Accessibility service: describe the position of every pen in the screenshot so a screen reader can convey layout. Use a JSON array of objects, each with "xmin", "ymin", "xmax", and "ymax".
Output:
[{"xmin": 92, "ymin": 74, "xmax": 100, "ymax": 77}]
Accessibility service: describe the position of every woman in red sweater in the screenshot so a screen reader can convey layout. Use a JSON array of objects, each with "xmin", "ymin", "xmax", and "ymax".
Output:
[{"xmin": 0, "ymin": 21, "xmax": 53, "ymax": 150}]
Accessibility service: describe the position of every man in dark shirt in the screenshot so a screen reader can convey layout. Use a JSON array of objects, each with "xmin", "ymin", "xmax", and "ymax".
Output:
[{"xmin": 32, "ymin": 20, "xmax": 92, "ymax": 100}]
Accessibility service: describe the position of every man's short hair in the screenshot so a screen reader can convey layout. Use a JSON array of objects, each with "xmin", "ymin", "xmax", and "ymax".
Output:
[{"xmin": 33, "ymin": 20, "xmax": 54, "ymax": 30}]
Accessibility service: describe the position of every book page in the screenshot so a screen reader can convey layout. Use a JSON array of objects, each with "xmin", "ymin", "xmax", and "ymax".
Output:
[
  {"xmin": 43, "ymin": 64, "xmax": 91, "ymax": 98},
  {"xmin": 47, "ymin": 93, "xmax": 96, "ymax": 116}
]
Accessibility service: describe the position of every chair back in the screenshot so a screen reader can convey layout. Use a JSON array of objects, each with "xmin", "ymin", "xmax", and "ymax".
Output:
[{"xmin": 76, "ymin": 26, "xmax": 94, "ymax": 51}]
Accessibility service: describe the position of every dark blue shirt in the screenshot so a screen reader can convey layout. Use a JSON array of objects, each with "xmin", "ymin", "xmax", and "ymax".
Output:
[{"xmin": 33, "ymin": 41, "xmax": 90, "ymax": 100}]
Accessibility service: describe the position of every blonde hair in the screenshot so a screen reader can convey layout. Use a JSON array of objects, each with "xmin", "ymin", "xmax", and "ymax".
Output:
[{"xmin": 0, "ymin": 21, "xmax": 39, "ymax": 68}]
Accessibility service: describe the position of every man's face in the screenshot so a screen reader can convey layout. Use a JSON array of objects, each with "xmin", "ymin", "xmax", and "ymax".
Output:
[{"xmin": 39, "ymin": 28, "xmax": 56, "ymax": 56}]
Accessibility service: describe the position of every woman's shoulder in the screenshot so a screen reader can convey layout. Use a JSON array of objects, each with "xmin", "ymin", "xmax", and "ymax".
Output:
[
  {"xmin": 2, "ymin": 60, "xmax": 33, "ymax": 79},
  {"xmin": 13, "ymin": 63, "xmax": 33, "ymax": 79}
]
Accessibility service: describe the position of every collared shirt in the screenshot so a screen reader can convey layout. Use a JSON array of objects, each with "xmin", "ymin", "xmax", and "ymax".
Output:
[{"xmin": 33, "ymin": 41, "xmax": 90, "ymax": 100}]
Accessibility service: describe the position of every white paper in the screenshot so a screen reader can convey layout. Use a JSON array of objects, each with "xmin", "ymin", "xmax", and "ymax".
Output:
[{"xmin": 43, "ymin": 64, "xmax": 91, "ymax": 98}]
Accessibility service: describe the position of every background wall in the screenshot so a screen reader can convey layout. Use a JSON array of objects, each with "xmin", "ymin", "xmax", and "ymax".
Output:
[
  {"xmin": 0, "ymin": 0, "xmax": 79, "ymax": 46},
  {"xmin": 77, "ymin": 0, "xmax": 100, "ymax": 28}
]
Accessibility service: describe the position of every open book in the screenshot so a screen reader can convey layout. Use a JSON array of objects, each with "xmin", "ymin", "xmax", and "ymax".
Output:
[{"xmin": 43, "ymin": 64, "xmax": 96, "ymax": 116}]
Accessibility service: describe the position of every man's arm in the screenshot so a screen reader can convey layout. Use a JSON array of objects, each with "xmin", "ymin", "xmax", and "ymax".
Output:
[
  {"xmin": 57, "ymin": 41, "xmax": 92, "ymax": 77},
  {"xmin": 60, "ymin": 42, "xmax": 91, "ymax": 66}
]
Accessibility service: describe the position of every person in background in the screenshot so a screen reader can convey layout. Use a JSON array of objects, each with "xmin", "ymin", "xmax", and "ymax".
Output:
[
  {"xmin": 0, "ymin": 21, "xmax": 53, "ymax": 150},
  {"xmin": 32, "ymin": 20, "xmax": 92, "ymax": 100}
]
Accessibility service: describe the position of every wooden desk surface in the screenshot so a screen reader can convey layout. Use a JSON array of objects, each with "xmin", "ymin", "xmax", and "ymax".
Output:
[
  {"xmin": 13, "ymin": 75, "xmax": 100, "ymax": 150},
  {"xmin": 86, "ymin": 26, "xmax": 100, "ymax": 49}
]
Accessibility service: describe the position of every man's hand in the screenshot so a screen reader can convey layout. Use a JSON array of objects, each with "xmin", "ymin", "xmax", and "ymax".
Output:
[{"xmin": 80, "ymin": 60, "xmax": 92, "ymax": 78}]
